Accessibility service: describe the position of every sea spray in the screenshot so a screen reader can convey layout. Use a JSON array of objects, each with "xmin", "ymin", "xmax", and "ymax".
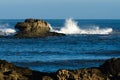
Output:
[
  {"xmin": 60, "ymin": 18, "xmax": 80, "ymax": 34},
  {"xmin": 48, "ymin": 23, "xmax": 53, "ymax": 32},
  {"xmin": 53, "ymin": 18, "xmax": 113, "ymax": 35},
  {"xmin": 0, "ymin": 24, "xmax": 16, "ymax": 36}
]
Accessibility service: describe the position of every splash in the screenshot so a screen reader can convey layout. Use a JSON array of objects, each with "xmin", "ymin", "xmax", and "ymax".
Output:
[
  {"xmin": 0, "ymin": 24, "xmax": 16, "ymax": 36},
  {"xmin": 54, "ymin": 18, "xmax": 113, "ymax": 35},
  {"xmin": 48, "ymin": 23, "xmax": 53, "ymax": 32}
]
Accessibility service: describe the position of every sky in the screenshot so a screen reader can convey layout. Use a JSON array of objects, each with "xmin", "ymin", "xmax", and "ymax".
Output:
[{"xmin": 0, "ymin": 0, "xmax": 120, "ymax": 19}]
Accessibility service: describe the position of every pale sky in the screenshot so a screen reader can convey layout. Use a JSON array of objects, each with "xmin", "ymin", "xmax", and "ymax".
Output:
[{"xmin": 0, "ymin": 0, "xmax": 120, "ymax": 19}]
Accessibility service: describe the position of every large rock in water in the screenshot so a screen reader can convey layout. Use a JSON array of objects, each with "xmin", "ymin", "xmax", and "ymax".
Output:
[
  {"xmin": 0, "ymin": 58, "xmax": 120, "ymax": 80},
  {"xmin": 15, "ymin": 18, "xmax": 65, "ymax": 38}
]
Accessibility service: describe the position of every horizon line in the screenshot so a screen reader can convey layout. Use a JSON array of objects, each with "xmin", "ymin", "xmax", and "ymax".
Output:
[{"xmin": 0, "ymin": 18, "xmax": 120, "ymax": 20}]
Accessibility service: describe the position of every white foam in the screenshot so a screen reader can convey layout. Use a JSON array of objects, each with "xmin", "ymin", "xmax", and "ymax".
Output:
[
  {"xmin": 48, "ymin": 23, "xmax": 53, "ymax": 32},
  {"xmin": 53, "ymin": 18, "xmax": 113, "ymax": 35},
  {"xmin": 0, "ymin": 24, "xmax": 16, "ymax": 36}
]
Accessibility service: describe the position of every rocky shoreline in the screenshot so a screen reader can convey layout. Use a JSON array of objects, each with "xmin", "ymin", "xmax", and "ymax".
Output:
[{"xmin": 0, "ymin": 58, "xmax": 120, "ymax": 80}]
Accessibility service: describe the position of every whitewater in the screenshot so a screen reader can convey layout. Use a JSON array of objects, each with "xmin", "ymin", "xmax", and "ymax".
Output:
[
  {"xmin": 0, "ymin": 19, "xmax": 120, "ymax": 72},
  {"xmin": 0, "ymin": 19, "xmax": 113, "ymax": 36},
  {"xmin": 52, "ymin": 18, "xmax": 113, "ymax": 35},
  {"xmin": 0, "ymin": 24, "xmax": 16, "ymax": 36}
]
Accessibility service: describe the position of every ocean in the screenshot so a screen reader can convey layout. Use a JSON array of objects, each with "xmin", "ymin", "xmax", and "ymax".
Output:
[{"xmin": 0, "ymin": 19, "xmax": 120, "ymax": 72}]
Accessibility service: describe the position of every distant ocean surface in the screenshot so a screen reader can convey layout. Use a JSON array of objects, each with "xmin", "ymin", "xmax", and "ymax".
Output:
[{"xmin": 0, "ymin": 19, "xmax": 120, "ymax": 72}]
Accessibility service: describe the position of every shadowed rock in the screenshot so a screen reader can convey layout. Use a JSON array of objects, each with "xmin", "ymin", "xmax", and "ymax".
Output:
[
  {"xmin": 0, "ymin": 58, "xmax": 120, "ymax": 80},
  {"xmin": 100, "ymin": 58, "xmax": 120, "ymax": 80},
  {"xmin": 15, "ymin": 18, "xmax": 65, "ymax": 38}
]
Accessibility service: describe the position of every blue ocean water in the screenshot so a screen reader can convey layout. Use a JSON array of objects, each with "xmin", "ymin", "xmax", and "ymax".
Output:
[{"xmin": 0, "ymin": 19, "xmax": 120, "ymax": 72}]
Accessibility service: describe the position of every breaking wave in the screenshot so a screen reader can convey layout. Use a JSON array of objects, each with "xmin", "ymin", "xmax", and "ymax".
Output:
[
  {"xmin": 0, "ymin": 19, "xmax": 113, "ymax": 36},
  {"xmin": 0, "ymin": 24, "xmax": 16, "ymax": 36},
  {"xmin": 53, "ymin": 18, "xmax": 113, "ymax": 35}
]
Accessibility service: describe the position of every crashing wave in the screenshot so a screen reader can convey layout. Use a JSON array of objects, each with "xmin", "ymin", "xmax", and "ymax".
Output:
[
  {"xmin": 53, "ymin": 18, "xmax": 113, "ymax": 35},
  {"xmin": 0, "ymin": 24, "xmax": 16, "ymax": 36}
]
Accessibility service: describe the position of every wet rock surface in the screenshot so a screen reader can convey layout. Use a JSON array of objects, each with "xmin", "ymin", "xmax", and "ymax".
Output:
[
  {"xmin": 0, "ymin": 58, "xmax": 120, "ymax": 80},
  {"xmin": 15, "ymin": 18, "xmax": 65, "ymax": 38}
]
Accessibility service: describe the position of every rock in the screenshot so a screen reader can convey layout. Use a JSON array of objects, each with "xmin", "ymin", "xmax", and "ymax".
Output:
[
  {"xmin": 100, "ymin": 58, "xmax": 120, "ymax": 79},
  {"xmin": 0, "ymin": 72, "xmax": 4, "ymax": 80},
  {"xmin": 15, "ymin": 18, "xmax": 65, "ymax": 38},
  {"xmin": 42, "ymin": 76, "xmax": 53, "ymax": 80},
  {"xmin": 0, "ymin": 60, "xmax": 31, "ymax": 80},
  {"xmin": 0, "ymin": 60, "xmax": 55, "ymax": 80},
  {"xmin": 56, "ymin": 69, "xmax": 106, "ymax": 80},
  {"xmin": 0, "ymin": 58, "xmax": 120, "ymax": 80}
]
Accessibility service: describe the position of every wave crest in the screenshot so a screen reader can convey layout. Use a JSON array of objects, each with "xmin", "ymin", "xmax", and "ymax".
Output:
[
  {"xmin": 53, "ymin": 18, "xmax": 113, "ymax": 35},
  {"xmin": 0, "ymin": 24, "xmax": 16, "ymax": 36}
]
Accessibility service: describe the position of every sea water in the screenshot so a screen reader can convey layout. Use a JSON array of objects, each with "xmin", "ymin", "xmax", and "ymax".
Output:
[{"xmin": 0, "ymin": 19, "xmax": 120, "ymax": 72}]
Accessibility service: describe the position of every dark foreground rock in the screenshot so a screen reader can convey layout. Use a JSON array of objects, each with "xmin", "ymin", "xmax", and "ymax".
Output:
[
  {"xmin": 0, "ymin": 58, "xmax": 120, "ymax": 80},
  {"xmin": 100, "ymin": 58, "xmax": 120, "ymax": 80},
  {"xmin": 0, "ymin": 60, "xmax": 55, "ymax": 80},
  {"xmin": 15, "ymin": 18, "xmax": 65, "ymax": 38}
]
